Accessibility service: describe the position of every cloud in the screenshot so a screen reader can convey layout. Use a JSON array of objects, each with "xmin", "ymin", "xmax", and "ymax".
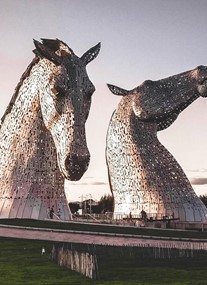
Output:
[
  {"xmin": 187, "ymin": 169, "xmax": 207, "ymax": 173},
  {"xmin": 84, "ymin": 176, "xmax": 95, "ymax": 179},
  {"xmin": 67, "ymin": 181, "xmax": 107, "ymax": 186},
  {"xmin": 190, "ymin": 177, "xmax": 207, "ymax": 185},
  {"xmin": 92, "ymin": 182, "xmax": 107, "ymax": 185}
]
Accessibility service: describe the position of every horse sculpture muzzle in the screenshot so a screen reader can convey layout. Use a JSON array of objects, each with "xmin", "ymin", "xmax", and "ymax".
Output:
[
  {"xmin": 195, "ymin": 65, "xmax": 207, "ymax": 97},
  {"xmin": 57, "ymin": 151, "xmax": 90, "ymax": 181},
  {"xmin": 198, "ymin": 79, "xmax": 207, "ymax": 97},
  {"xmin": 64, "ymin": 153, "xmax": 90, "ymax": 181}
]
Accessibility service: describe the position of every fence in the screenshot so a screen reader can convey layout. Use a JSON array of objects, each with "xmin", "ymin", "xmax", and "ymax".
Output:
[
  {"xmin": 51, "ymin": 243, "xmax": 99, "ymax": 280},
  {"xmin": 72, "ymin": 212, "xmax": 179, "ymax": 226},
  {"xmin": 51, "ymin": 241, "xmax": 207, "ymax": 280}
]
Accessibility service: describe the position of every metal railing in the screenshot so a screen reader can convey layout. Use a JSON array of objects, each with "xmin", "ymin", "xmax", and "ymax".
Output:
[{"xmin": 70, "ymin": 212, "xmax": 179, "ymax": 228}]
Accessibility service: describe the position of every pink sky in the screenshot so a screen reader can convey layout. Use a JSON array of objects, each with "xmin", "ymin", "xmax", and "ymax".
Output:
[{"xmin": 0, "ymin": 0, "xmax": 207, "ymax": 201}]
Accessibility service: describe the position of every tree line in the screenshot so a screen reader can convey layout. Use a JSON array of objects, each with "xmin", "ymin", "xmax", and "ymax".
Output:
[
  {"xmin": 200, "ymin": 195, "xmax": 207, "ymax": 208},
  {"xmin": 69, "ymin": 195, "xmax": 114, "ymax": 214},
  {"xmin": 69, "ymin": 194, "xmax": 207, "ymax": 215}
]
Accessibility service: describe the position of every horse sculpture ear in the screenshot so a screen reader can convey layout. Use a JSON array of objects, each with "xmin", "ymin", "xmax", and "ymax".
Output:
[
  {"xmin": 107, "ymin": 84, "xmax": 130, "ymax": 96},
  {"xmin": 81, "ymin": 42, "xmax": 101, "ymax": 65},
  {"xmin": 33, "ymin": 39, "xmax": 62, "ymax": 66},
  {"xmin": 40, "ymin": 38, "xmax": 60, "ymax": 52}
]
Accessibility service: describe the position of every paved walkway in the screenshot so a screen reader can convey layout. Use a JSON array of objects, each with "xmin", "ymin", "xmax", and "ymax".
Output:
[{"xmin": 0, "ymin": 224, "xmax": 207, "ymax": 250}]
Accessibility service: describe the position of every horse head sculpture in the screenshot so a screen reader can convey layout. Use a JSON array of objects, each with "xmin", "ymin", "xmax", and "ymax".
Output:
[
  {"xmin": 106, "ymin": 65, "xmax": 207, "ymax": 222},
  {"xmin": 0, "ymin": 38, "xmax": 100, "ymax": 220},
  {"xmin": 108, "ymin": 65, "xmax": 207, "ymax": 130},
  {"xmin": 34, "ymin": 39, "xmax": 100, "ymax": 180}
]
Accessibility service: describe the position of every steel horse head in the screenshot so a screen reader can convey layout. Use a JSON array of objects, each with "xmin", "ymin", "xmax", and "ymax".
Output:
[
  {"xmin": 0, "ymin": 38, "xmax": 100, "ymax": 220},
  {"xmin": 34, "ymin": 38, "xmax": 100, "ymax": 180},
  {"xmin": 108, "ymin": 65, "xmax": 207, "ymax": 130},
  {"xmin": 106, "ymin": 65, "xmax": 207, "ymax": 222}
]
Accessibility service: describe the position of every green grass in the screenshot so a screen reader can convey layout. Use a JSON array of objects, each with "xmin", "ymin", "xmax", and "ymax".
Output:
[
  {"xmin": 0, "ymin": 218, "xmax": 207, "ymax": 240},
  {"xmin": 0, "ymin": 237, "xmax": 207, "ymax": 285},
  {"xmin": 98, "ymin": 248, "xmax": 207, "ymax": 285},
  {"xmin": 0, "ymin": 238, "xmax": 94, "ymax": 285}
]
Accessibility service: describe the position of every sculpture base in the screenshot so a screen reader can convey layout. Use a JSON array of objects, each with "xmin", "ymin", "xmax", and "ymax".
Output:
[{"xmin": 0, "ymin": 196, "xmax": 72, "ymax": 220}]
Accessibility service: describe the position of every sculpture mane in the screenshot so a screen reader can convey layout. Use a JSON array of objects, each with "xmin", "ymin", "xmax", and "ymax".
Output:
[{"xmin": 0, "ymin": 57, "xmax": 39, "ymax": 126}]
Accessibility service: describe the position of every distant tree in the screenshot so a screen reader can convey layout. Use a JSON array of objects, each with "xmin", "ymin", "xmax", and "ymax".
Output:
[
  {"xmin": 90, "ymin": 204, "xmax": 100, "ymax": 214},
  {"xmin": 199, "ymin": 195, "xmax": 207, "ymax": 208},
  {"xmin": 98, "ymin": 194, "xmax": 114, "ymax": 213}
]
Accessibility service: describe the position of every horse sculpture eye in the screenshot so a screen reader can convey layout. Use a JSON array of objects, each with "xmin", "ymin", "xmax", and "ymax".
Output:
[
  {"xmin": 50, "ymin": 86, "xmax": 67, "ymax": 115},
  {"xmin": 52, "ymin": 86, "xmax": 66, "ymax": 97}
]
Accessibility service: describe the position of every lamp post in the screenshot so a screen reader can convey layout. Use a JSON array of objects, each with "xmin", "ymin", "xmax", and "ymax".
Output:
[
  {"xmin": 89, "ymin": 193, "xmax": 92, "ymax": 214},
  {"xmin": 79, "ymin": 194, "xmax": 93, "ymax": 215}
]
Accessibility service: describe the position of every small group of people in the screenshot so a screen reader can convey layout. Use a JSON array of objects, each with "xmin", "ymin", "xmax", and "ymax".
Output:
[
  {"xmin": 128, "ymin": 209, "xmax": 148, "ymax": 222},
  {"xmin": 140, "ymin": 209, "xmax": 147, "ymax": 221},
  {"xmin": 47, "ymin": 206, "xmax": 54, "ymax": 219},
  {"xmin": 47, "ymin": 206, "xmax": 61, "ymax": 219},
  {"xmin": 129, "ymin": 210, "xmax": 148, "ymax": 220}
]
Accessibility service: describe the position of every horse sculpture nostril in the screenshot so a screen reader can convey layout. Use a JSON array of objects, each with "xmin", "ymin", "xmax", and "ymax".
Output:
[{"xmin": 65, "ymin": 154, "xmax": 90, "ymax": 181}]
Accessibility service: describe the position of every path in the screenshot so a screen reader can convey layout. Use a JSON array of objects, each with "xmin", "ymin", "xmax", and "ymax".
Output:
[{"xmin": 0, "ymin": 224, "xmax": 207, "ymax": 250}]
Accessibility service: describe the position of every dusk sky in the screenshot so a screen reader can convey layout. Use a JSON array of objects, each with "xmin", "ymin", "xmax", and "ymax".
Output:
[{"xmin": 1, "ymin": 0, "xmax": 207, "ymax": 201}]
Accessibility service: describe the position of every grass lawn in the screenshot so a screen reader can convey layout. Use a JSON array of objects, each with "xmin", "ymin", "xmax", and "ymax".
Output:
[
  {"xmin": 0, "ymin": 237, "xmax": 207, "ymax": 285},
  {"xmin": 0, "ymin": 237, "xmax": 93, "ymax": 285}
]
